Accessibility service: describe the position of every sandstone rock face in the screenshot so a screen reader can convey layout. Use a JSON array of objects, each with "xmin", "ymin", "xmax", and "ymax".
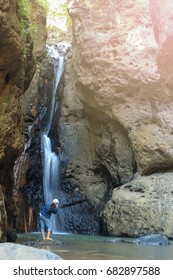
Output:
[
  {"xmin": 13, "ymin": 2, "xmax": 47, "ymax": 233},
  {"xmin": 28, "ymin": 0, "xmax": 47, "ymax": 60},
  {"xmin": 0, "ymin": 0, "xmax": 46, "ymax": 240},
  {"xmin": 67, "ymin": 0, "xmax": 169, "ymax": 176},
  {"xmin": 0, "ymin": 0, "xmax": 33, "ymax": 241},
  {"xmin": 58, "ymin": 0, "xmax": 173, "ymax": 236},
  {"xmin": 1, "ymin": 0, "xmax": 173, "ymax": 239},
  {"xmin": 14, "ymin": 48, "xmax": 56, "ymax": 233},
  {"xmin": 150, "ymin": 0, "xmax": 173, "ymax": 87},
  {"xmin": 0, "ymin": 185, "xmax": 7, "ymax": 242}
]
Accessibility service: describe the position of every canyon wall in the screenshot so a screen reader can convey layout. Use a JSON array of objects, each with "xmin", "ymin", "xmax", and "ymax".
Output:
[
  {"xmin": 0, "ymin": 0, "xmax": 46, "ymax": 241},
  {"xmin": 13, "ymin": 0, "xmax": 47, "ymax": 234},
  {"xmin": 57, "ymin": 0, "xmax": 173, "ymax": 237},
  {"xmin": 1, "ymin": 0, "xmax": 173, "ymax": 240}
]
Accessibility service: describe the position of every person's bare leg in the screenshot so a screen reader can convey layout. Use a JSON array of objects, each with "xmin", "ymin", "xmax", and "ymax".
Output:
[
  {"xmin": 46, "ymin": 231, "xmax": 53, "ymax": 240},
  {"xmin": 41, "ymin": 231, "xmax": 46, "ymax": 240}
]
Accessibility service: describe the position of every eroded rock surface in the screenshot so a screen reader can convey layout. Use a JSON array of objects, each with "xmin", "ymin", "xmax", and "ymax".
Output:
[
  {"xmin": 2, "ymin": 0, "xmax": 173, "ymax": 239},
  {"xmin": 102, "ymin": 173, "xmax": 173, "ymax": 237},
  {"xmin": 57, "ymin": 0, "xmax": 173, "ymax": 236},
  {"xmin": 0, "ymin": 0, "xmax": 46, "ymax": 241}
]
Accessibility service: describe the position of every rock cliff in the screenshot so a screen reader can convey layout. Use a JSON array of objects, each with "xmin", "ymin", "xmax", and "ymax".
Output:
[
  {"xmin": 1, "ymin": 0, "xmax": 173, "ymax": 240},
  {"xmin": 0, "ymin": 0, "xmax": 46, "ymax": 241},
  {"xmin": 13, "ymin": 1, "xmax": 47, "ymax": 233},
  {"xmin": 57, "ymin": 0, "xmax": 173, "ymax": 237}
]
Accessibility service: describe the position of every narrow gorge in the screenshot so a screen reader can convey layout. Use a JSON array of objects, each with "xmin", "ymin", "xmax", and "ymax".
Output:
[{"xmin": 1, "ymin": 0, "xmax": 173, "ymax": 242}]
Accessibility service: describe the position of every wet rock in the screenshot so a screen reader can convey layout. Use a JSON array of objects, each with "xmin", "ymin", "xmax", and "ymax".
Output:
[
  {"xmin": 6, "ymin": 230, "xmax": 17, "ymax": 242},
  {"xmin": 107, "ymin": 234, "xmax": 170, "ymax": 246},
  {"xmin": 22, "ymin": 239, "xmax": 62, "ymax": 247},
  {"xmin": 133, "ymin": 234, "xmax": 170, "ymax": 246}
]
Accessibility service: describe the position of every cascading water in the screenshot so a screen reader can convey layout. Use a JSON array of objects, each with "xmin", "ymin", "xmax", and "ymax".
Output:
[{"xmin": 41, "ymin": 45, "xmax": 65, "ymax": 232}]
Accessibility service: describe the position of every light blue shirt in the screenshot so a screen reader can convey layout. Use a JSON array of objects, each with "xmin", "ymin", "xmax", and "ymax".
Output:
[{"xmin": 40, "ymin": 203, "xmax": 58, "ymax": 219}]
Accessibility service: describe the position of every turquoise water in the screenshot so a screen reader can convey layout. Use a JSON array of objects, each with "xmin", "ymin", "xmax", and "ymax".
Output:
[{"xmin": 17, "ymin": 232, "xmax": 173, "ymax": 260}]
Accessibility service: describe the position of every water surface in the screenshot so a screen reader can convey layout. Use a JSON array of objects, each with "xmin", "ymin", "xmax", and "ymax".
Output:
[{"xmin": 17, "ymin": 232, "xmax": 173, "ymax": 260}]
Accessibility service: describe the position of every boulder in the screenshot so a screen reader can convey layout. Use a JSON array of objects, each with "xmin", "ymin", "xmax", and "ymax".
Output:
[
  {"xmin": 133, "ymin": 234, "xmax": 170, "ymax": 246},
  {"xmin": 0, "ymin": 243, "xmax": 62, "ymax": 260},
  {"xmin": 102, "ymin": 173, "xmax": 173, "ymax": 237},
  {"xmin": 107, "ymin": 234, "xmax": 170, "ymax": 246}
]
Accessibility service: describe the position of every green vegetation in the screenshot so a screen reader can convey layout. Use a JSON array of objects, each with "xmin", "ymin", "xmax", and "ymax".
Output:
[
  {"xmin": 17, "ymin": 0, "xmax": 30, "ymax": 36},
  {"xmin": 36, "ymin": 0, "xmax": 72, "ymax": 30},
  {"xmin": 36, "ymin": 0, "xmax": 50, "ymax": 15},
  {"xmin": 17, "ymin": 0, "xmax": 32, "ymax": 57},
  {"xmin": 50, "ymin": 1, "xmax": 72, "ymax": 30},
  {"xmin": 17, "ymin": 0, "xmax": 39, "ymax": 57},
  {"xmin": 23, "ymin": 46, "xmax": 30, "ymax": 57},
  {"xmin": 17, "ymin": 0, "xmax": 72, "ymax": 55}
]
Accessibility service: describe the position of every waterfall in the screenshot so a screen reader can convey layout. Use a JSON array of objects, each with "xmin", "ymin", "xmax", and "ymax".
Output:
[{"xmin": 41, "ymin": 45, "xmax": 65, "ymax": 232}]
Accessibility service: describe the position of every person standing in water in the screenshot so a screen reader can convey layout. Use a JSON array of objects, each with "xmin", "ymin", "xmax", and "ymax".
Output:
[{"xmin": 40, "ymin": 198, "xmax": 59, "ymax": 240}]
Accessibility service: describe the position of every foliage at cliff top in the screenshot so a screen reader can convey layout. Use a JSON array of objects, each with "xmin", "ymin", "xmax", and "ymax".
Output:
[
  {"xmin": 36, "ymin": 0, "xmax": 72, "ymax": 31},
  {"xmin": 17, "ymin": 0, "xmax": 33, "ymax": 56}
]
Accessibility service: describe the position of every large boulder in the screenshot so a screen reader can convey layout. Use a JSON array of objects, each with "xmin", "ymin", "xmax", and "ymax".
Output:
[
  {"xmin": 133, "ymin": 234, "xmax": 170, "ymax": 246},
  {"xmin": 108, "ymin": 234, "xmax": 170, "ymax": 246},
  {"xmin": 0, "ymin": 243, "xmax": 62, "ymax": 260},
  {"xmin": 102, "ymin": 173, "xmax": 173, "ymax": 237}
]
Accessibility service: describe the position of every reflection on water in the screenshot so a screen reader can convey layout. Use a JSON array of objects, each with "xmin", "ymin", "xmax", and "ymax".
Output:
[{"xmin": 17, "ymin": 233, "xmax": 173, "ymax": 260}]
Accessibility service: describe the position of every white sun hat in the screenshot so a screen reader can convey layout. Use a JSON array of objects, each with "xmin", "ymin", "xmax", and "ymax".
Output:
[{"xmin": 52, "ymin": 198, "xmax": 59, "ymax": 204}]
